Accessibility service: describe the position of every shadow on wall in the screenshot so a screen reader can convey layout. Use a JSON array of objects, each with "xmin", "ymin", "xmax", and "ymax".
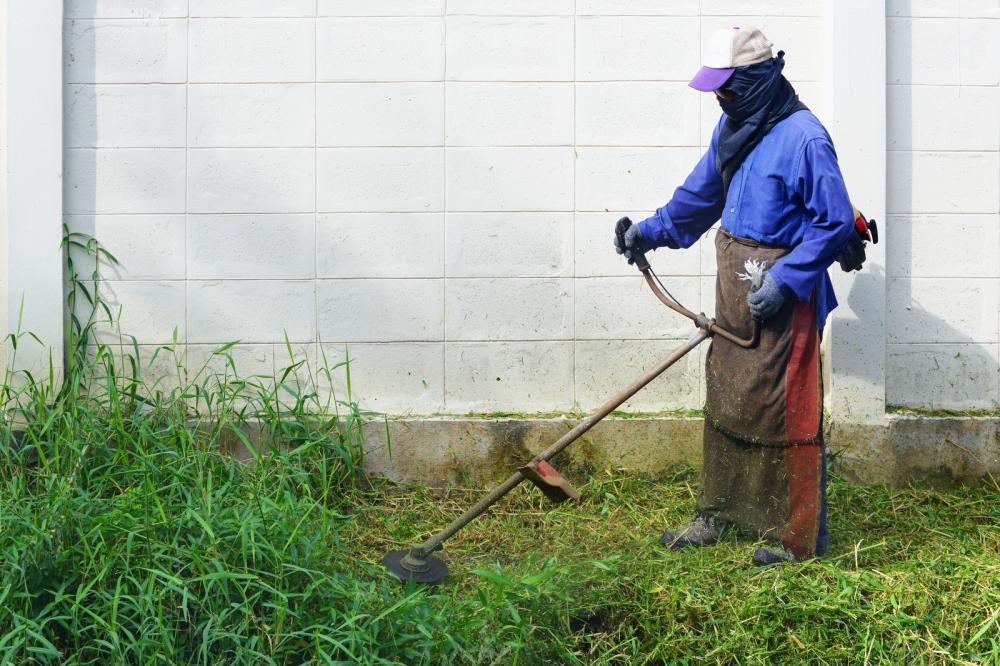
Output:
[
  {"xmin": 839, "ymin": 100, "xmax": 1000, "ymax": 411},
  {"xmin": 836, "ymin": 263, "xmax": 999, "ymax": 412},
  {"xmin": 64, "ymin": 18, "xmax": 97, "ymax": 222},
  {"xmin": 878, "ymin": 13, "xmax": 1000, "ymax": 412},
  {"xmin": 63, "ymin": 19, "xmax": 307, "ymax": 375},
  {"xmin": 64, "ymin": 16, "xmax": 130, "ymax": 309}
]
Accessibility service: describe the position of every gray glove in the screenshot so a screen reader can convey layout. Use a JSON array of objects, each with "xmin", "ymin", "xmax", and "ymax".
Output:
[
  {"xmin": 747, "ymin": 273, "xmax": 792, "ymax": 322},
  {"xmin": 613, "ymin": 223, "xmax": 650, "ymax": 264}
]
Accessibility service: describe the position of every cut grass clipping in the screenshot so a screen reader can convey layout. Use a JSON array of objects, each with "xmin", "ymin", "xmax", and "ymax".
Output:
[{"xmin": 0, "ymin": 228, "xmax": 995, "ymax": 663}]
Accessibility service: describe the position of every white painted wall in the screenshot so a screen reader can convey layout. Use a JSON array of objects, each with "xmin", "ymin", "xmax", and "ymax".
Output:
[
  {"xmin": 824, "ymin": 0, "xmax": 886, "ymax": 426},
  {"xmin": 884, "ymin": 0, "xmax": 1000, "ymax": 410},
  {"xmin": 7, "ymin": 3, "xmax": 64, "ymax": 379},
  {"xmin": 0, "ymin": 2, "xmax": 7, "ymax": 369},
  {"xmin": 56, "ymin": 0, "xmax": 997, "ymax": 416}
]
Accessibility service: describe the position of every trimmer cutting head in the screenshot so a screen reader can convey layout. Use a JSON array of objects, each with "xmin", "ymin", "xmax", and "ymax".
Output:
[{"xmin": 382, "ymin": 549, "xmax": 449, "ymax": 584}]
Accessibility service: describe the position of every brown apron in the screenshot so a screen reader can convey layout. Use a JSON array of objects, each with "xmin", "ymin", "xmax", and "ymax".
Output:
[{"xmin": 696, "ymin": 230, "xmax": 825, "ymax": 559}]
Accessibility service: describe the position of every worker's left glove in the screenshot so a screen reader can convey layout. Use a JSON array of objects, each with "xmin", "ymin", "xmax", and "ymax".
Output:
[
  {"xmin": 747, "ymin": 273, "xmax": 791, "ymax": 322},
  {"xmin": 613, "ymin": 222, "xmax": 651, "ymax": 264}
]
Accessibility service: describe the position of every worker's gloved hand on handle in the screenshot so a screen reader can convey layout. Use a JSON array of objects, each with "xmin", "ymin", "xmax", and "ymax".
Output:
[
  {"xmin": 747, "ymin": 273, "xmax": 792, "ymax": 322},
  {"xmin": 613, "ymin": 218, "xmax": 652, "ymax": 265}
]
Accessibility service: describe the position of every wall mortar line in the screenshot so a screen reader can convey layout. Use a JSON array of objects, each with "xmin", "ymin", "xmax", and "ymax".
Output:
[
  {"xmin": 313, "ymin": 2, "xmax": 319, "ymax": 382},
  {"xmin": 183, "ymin": 0, "xmax": 190, "ymax": 379},
  {"xmin": 572, "ymin": 0, "xmax": 577, "ymax": 410},
  {"xmin": 442, "ymin": 2, "xmax": 449, "ymax": 414}
]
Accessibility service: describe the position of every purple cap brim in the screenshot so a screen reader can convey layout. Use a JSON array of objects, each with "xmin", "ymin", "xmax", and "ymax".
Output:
[{"xmin": 688, "ymin": 66, "xmax": 736, "ymax": 92}]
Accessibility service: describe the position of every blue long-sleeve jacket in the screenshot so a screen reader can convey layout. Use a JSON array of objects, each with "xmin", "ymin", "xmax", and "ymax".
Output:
[{"xmin": 636, "ymin": 110, "xmax": 855, "ymax": 329}]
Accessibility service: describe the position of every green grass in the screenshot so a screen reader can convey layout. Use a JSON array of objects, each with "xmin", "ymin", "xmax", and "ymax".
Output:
[
  {"xmin": 4, "ymin": 434, "xmax": 997, "ymax": 664},
  {"xmin": 887, "ymin": 405, "xmax": 1000, "ymax": 418},
  {"xmin": 0, "ymin": 228, "xmax": 995, "ymax": 663},
  {"xmin": 356, "ymin": 471, "xmax": 1000, "ymax": 664}
]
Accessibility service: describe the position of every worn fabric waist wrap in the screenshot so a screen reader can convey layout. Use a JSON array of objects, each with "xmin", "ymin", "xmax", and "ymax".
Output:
[{"xmin": 704, "ymin": 229, "xmax": 822, "ymax": 447}]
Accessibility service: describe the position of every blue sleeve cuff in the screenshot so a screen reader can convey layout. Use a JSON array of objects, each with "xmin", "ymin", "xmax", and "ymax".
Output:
[
  {"xmin": 636, "ymin": 211, "xmax": 681, "ymax": 250},
  {"xmin": 768, "ymin": 267, "xmax": 805, "ymax": 302}
]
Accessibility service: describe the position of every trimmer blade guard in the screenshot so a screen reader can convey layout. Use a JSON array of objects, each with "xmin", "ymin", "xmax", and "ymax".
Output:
[
  {"xmin": 520, "ymin": 460, "xmax": 580, "ymax": 503},
  {"xmin": 382, "ymin": 549, "xmax": 449, "ymax": 584}
]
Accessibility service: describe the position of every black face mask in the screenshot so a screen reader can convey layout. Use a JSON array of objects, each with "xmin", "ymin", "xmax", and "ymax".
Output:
[
  {"xmin": 715, "ymin": 52, "xmax": 807, "ymax": 197},
  {"xmin": 714, "ymin": 86, "xmax": 740, "ymax": 104}
]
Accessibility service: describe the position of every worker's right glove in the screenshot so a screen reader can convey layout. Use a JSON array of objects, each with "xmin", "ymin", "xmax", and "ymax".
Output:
[
  {"xmin": 747, "ymin": 273, "xmax": 792, "ymax": 322},
  {"xmin": 613, "ymin": 220, "xmax": 652, "ymax": 265}
]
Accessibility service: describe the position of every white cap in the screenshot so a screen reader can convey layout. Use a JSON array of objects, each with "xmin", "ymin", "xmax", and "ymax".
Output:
[
  {"xmin": 688, "ymin": 25, "xmax": 774, "ymax": 92},
  {"xmin": 704, "ymin": 25, "xmax": 773, "ymax": 68}
]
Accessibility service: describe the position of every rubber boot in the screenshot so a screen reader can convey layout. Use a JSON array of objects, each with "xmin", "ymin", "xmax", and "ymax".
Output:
[
  {"xmin": 752, "ymin": 545, "xmax": 797, "ymax": 566},
  {"xmin": 659, "ymin": 514, "xmax": 726, "ymax": 550}
]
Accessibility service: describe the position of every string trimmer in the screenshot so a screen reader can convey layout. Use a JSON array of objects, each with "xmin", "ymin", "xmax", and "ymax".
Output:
[{"xmin": 382, "ymin": 217, "xmax": 760, "ymax": 583}]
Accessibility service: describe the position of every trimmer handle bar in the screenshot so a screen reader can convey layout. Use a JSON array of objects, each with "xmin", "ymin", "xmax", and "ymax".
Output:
[{"xmin": 615, "ymin": 216, "xmax": 651, "ymax": 271}]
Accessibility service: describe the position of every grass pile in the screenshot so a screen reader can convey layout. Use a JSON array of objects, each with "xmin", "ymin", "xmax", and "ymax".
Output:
[
  {"xmin": 0, "ymin": 228, "xmax": 996, "ymax": 663},
  {"xmin": 356, "ymin": 471, "xmax": 1000, "ymax": 664}
]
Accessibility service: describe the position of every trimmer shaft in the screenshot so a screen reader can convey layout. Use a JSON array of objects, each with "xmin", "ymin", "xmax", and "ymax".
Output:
[{"xmin": 378, "ymin": 247, "xmax": 756, "ymax": 584}]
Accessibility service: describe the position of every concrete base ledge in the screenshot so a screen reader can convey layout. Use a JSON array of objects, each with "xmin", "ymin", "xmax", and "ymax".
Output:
[{"xmin": 361, "ymin": 415, "xmax": 1000, "ymax": 489}]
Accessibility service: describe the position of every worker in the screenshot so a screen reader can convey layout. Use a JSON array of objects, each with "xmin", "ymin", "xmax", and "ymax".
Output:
[{"xmin": 614, "ymin": 26, "xmax": 855, "ymax": 565}]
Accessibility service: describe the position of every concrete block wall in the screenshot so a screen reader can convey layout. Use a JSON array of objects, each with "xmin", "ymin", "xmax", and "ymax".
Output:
[
  {"xmin": 885, "ymin": 0, "xmax": 1000, "ymax": 410},
  {"xmin": 58, "ymin": 0, "xmax": 1000, "ymax": 418},
  {"xmin": 0, "ymin": 2, "xmax": 7, "ymax": 369},
  {"xmin": 63, "ymin": 1, "xmax": 830, "ymax": 415}
]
